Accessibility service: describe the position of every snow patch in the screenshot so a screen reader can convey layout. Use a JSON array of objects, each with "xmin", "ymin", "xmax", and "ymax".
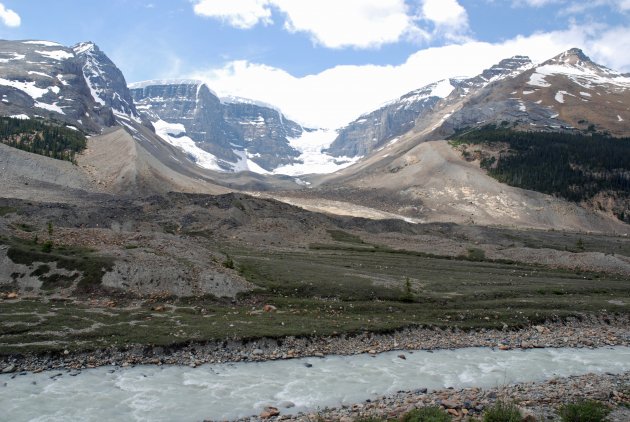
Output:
[
  {"xmin": 56, "ymin": 75, "xmax": 69, "ymax": 86},
  {"xmin": 0, "ymin": 77, "xmax": 50, "ymax": 99},
  {"xmin": 528, "ymin": 73, "xmax": 551, "ymax": 87},
  {"xmin": 555, "ymin": 91, "xmax": 566, "ymax": 103},
  {"xmin": 618, "ymin": 115, "xmax": 624, "ymax": 122},
  {"xmin": 23, "ymin": 41, "xmax": 63, "ymax": 47},
  {"xmin": 580, "ymin": 91, "xmax": 592, "ymax": 97},
  {"xmin": 231, "ymin": 149, "xmax": 270, "ymax": 174},
  {"xmin": 535, "ymin": 63, "xmax": 630, "ymax": 89},
  {"xmin": 0, "ymin": 52, "xmax": 25, "ymax": 63},
  {"xmin": 27, "ymin": 71, "xmax": 53, "ymax": 79},
  {"xmin": 273, "ymin": 129, "xmax": 360, "ymax": 176},
  {"xmin": 10, "ymin": 114, "xmax": 30, "ymax": 120},
  {"xmin": 153, "ymin": 119, "xmax": 222, "ymax": 171},
  {"xmin": 34, "ymin": 101, "xmax": 65, "ymax": 114},
  {"xmin": 522, "ymin": 90, "xmax": 535, "ymax": 95},
  {"xmin": 35, "ymin": 50, "xmax": 74, "ymax": 61}
]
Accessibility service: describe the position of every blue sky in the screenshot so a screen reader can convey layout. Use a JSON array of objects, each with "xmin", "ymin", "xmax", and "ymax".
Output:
[{"xmin": 1, "ymin": 0, "xmax": 629, "ymax": 127}]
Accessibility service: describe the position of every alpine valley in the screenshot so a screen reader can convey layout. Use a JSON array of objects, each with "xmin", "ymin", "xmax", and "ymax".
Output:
[{"xmin": 1, "ymin": 38, "xmax": 630, "ymax": 421}]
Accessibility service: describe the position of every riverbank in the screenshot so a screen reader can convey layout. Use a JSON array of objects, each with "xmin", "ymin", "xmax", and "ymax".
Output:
[
  {"xmin": 271, "ymin": 372, "xmax": 630, "ymax": 422},
  {"xmin": 2, "ymin": 314, "xmax": 628, "ymax": 374}
]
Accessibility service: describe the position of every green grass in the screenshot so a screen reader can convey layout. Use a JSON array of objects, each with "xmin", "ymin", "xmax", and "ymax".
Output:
[
  {"xmin": 1, "ymin": 236, "xmax": 114, "ymax": 292},
  {"xmin": 400, "ymin": 407, "xmax": 451, "ymax": 422},
  {"xmin": 0, "ymin": 206, "xmax": 17, "ymax": 217},
  {"xmin": 558, "ymin": 400, "xmax": 610, "ymax": 422},
  {"xmin": 1, "ymin": 239, "xmax": 629, "ymax": 356},
  {"xmin": 483, "ymin": 401, "xmax": 522, "ymax": 422}
]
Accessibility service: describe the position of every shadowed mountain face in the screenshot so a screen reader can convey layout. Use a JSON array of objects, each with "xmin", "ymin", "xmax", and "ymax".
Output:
[
  {"xmin": 129, "ymin": 81, "xmax": 304, "ymax": 173},
  {"xmin": 327, "ymin": 56, "xmax": 535, "ymax": 158}
]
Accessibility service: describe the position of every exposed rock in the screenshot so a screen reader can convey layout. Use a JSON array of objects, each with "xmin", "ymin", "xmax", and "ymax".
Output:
[{"xmin": 129, "ymin": 81, "xmax": 303, "ymax": 172}]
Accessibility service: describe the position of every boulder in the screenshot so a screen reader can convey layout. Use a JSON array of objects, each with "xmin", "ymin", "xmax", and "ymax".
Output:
[{"xmin": 260, "ymin": 406, "xmax": 280, "ymax": 419}]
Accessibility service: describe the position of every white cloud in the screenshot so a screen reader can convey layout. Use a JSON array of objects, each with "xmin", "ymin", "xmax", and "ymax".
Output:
[
  {"xmin": 271, "ymin": 0, "xmax": 414, "ymax": 49},
  {"xmin": 187, "ymin": 24, "xmax": 630, "ymax": 130},
  {"xmin": 421, "ymin": 0, "xmax": 468, "ymax": 28},
  {"xmin": 191, "ymin": 0, "xmax": 468, "ymax": 48},
  {"xmin": 193, "ymin": 0, "xmax": 273, "ymax": 29},
  {"xmin": 0, "ymin": 3, "xmax": 20, "ymax": 27}
]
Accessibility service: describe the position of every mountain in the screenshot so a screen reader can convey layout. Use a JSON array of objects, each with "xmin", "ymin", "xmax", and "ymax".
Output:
[
  {"xmin": 72, "ymin": 41, "xmax": 140, "ymax": 121},
  {"xmin": 0, "ymin": 40, "xmax": 145, "ymax": 133},
  {"xmin": 432, "ymin": 48, "xmax": 630, "ymax": 138},
  {"xmin": 301, "ymin": 48, "xmax": 630, "ymax": 230},
  {"xmin": 327, "ymin": 56, "xmax": 534, "ymax": 158},
  {"xmin": 326, "ymin": 79, "xmax": 455, "ymax": 158},
  {"xmin": 129, "ymin": 80, "xmax": 304, "ymax": 173}
]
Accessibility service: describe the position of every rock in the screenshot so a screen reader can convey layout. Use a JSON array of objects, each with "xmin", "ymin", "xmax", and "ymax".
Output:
[
  {"xmin": 304, "ymin": 363, "xmax": 313, "ymax": 368},
  {"xmin": 260, "ymin": 406, "xmax": 280, "ymax": 418},
  {"xmin": 6, "ymin": 292, "xmax": 18, "ymax": 299},
  {"xmin": 447, "ymin": 408, "xmax": 459, "ymax": 416},
  {"xmin": 263, "ymin": 304, "xmax": 277, "ymax": 313},
  {"xmin": 279, "ymin": 401, "xmax": 295, "ymax": 409},
  {"xmin": 442, "ymin": 399, "xmax": 459, "ymax": 409},
  {"xmin": 1, "ymin": 365, "xmax": 16, "ymax": 374},
  {"xmin": 252, "ymin": 349, "xmax": 264, "ymax": 356},
  {"xmin": 398, "ymin": 354, "xmax": 406, "ymax": 360}
]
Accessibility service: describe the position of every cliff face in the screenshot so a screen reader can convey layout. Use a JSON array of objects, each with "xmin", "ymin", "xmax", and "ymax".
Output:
[{"xmin": 130, "ymin": 81, "xmax": 303, "ymax": 172}]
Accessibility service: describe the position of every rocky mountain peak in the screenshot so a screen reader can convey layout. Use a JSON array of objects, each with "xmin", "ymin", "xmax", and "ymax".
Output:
[
  {"xmin": 72, "ymin": 41, "xmax": 139, "ymax": 119},
  {"xmin": 550, "ymin": 48, "xmax": 591, "ymax": 66},
  {"xmin": 72, "ymin": 41, "xmax": 97, "ymax": 55}
]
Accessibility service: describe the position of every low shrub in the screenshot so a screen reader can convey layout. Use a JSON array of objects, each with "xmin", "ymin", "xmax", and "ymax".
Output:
[
  {"xmin": 400, "ymin": 406, "xmax": 451, "ymax": 422},
  {"xmin": 483, "ymin": 401, "xmax": 521, "ymax": 422},
  {"xmin": 558, "ymin": 400, "xmax": 610, "ymax": 422}
]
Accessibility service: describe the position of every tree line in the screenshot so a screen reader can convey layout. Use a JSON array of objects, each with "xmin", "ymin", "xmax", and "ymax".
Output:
[
  {"xmin": 0, "ymin": 116, "xmax": 87, "ymax": 163},
  {"xmin": 451, "ymin": 126, "xmax": 630, "ymax": 219}
]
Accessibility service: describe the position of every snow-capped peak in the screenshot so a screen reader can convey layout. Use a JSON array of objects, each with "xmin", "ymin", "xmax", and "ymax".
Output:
[
  {"xmin": 529, "ymin": 48, "xmax": 630, "ymax": 89},
  {"xmin": 72, "ymin": 41, "xmax": 96, "ymax": 55}
]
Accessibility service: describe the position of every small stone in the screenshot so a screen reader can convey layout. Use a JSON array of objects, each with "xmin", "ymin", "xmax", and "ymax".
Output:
[
  {"xmin": 279, "ymin": 401, "xmax": 295, "ymax": 409},
  {"xmin": 1, "ymin": 365, "xmax": 15, "ymax": 374},
  {"xmin": 263, "ymin": 304, "xmax": 277, "ymax": 312},
  {"xmin": 63, "ymin": 350, "xmax": 70, "ymax": 356},
  {"xmin": 398, "ymin": 354, "xmax": 406, "ymax": 360},
  {"xmin": 252, "ymin": 349, "xmax": 264, "ymax": 356},
  {"xmin": 447, "ymin": 408, "xmax": 459, "ymax": 416},
  {"xmin": 6, "ymin": 292, "xmax": 18, "ymax": 299}
]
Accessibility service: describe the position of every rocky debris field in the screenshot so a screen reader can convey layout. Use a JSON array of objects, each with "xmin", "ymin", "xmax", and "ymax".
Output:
[{"xmin": 2, "ymin": 315, "xmax": 627, "ymax": 375}]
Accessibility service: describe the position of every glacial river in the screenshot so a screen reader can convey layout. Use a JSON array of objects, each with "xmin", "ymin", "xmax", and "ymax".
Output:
[{"xmin": 2, "ymin": 346, "xmax": 630, "ymax": 421}]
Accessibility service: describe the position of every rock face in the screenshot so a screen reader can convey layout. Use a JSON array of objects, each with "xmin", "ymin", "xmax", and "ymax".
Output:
[
  {"xmin": 327, "ymin": 56, "xmax": 534, "ymax": 158},
  {"xmin": 433, "ymin": 49, "xmax": 630, "ymax": 138},
  {"xmin": 0, "ymin": 40, "xmax": 141, "ymax": 133},
  {"xmin": 72, "ymin": 41, "xmax": 140, "ymax": 120},
  {"xmin": 326, "ymin": 80, "xmax": 453, "ymax": 158},
  {"xmin": 129, "ymin": 81, "xmax": 303, "ymax": 172}
]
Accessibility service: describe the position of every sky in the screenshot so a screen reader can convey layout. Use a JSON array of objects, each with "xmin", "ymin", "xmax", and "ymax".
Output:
[{"xmin": 1, "ymin": 0, "xmax": 630, "ymax": 128}]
